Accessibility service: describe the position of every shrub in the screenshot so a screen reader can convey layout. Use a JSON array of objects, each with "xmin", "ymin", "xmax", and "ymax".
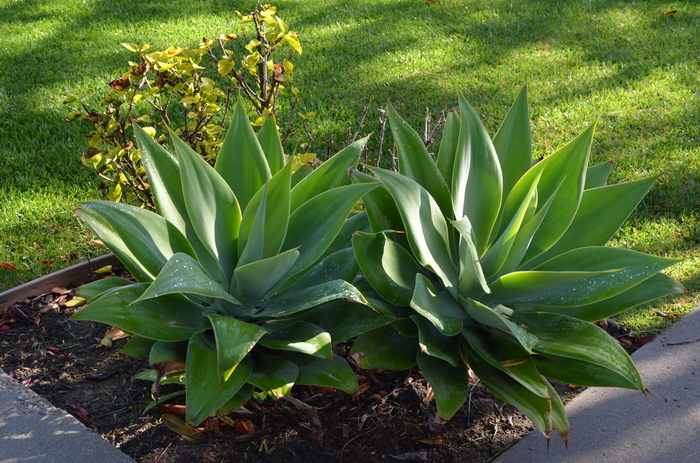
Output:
[
  {"xmin": 349, "ymin": 87, "xmax": 684, "ymax": 442},
  {"xmin": 72, "ymin": 99, "xmax": 391, "ymax": 426}
]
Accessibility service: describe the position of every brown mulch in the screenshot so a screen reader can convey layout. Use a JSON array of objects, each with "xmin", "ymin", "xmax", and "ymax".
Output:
[{"xmin": 0, "ymin": 285, "xmax": 643, "ymax": 463}]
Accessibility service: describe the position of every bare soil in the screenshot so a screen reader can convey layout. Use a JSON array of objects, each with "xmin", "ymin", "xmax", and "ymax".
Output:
[{"xmin": 0, "ymin": 285, "xmax": 640, "ymax": 463}]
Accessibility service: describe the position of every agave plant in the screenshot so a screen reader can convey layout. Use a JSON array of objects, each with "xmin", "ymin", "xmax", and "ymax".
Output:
[
  {"xmin": 72, "ymin": 99, "xmax": 393, "ymax": 426},
  {"xmin": 349, "ymin": 87, "xmax": 684, "ymax": 442}
]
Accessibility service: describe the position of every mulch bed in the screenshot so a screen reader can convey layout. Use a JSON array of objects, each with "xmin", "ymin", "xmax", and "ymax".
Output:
[{"xmin": 0, "ymin": 284, "xmax": 643, "ymax": 463}]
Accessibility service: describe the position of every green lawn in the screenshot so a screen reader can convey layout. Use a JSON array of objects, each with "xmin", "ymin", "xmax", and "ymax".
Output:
[{"xmin": 1, "ymin": 0, "xmax": 698, "ymax": 334}]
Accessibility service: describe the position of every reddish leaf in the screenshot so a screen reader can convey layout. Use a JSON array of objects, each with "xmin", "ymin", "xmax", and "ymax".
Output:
[
  {"xmin": 232, "ymin": 418, "xmax": 257, "ymax": 434},
  {"xmin": 90, "ymin": 239, "xmax": 105, "ymax": 247},
  {"xmin": 158, "ymin": 404, "xmax": 187, "ymax": 415},
  {"xmin": 1, "ymin": 262, "xmax": 19, "ymax": 271},
  {"xmin": 41, "ymin": 259, "xmax": 55, "ymax": 266},
  {"xmin": 9, "ymin": 307, "xmax": 31, "ymax": 324},
  {"xmin": 51, "ymin": 287, "xmax": 70, "ymax": 294},
  {"xmin": 634, "ymin": 335, "xmax": 656, "ymax": 346},
  {"xmin": 108, "ymin": 76, "xmax": 131, "ymax": 91},
  {"xmin": 418, "ymin": 436, "xmax": 444, "ymax": 446},
  {"xmin": 161, "ymin": 413, "xmax": 205, "ymax": 439},
  {"xmin": 20, "ymin": 377, "xmax": 32, "ymax": 386},
  {"xmin": 68, "ymin": 404, "xmax": 92, "ymax": 424}
]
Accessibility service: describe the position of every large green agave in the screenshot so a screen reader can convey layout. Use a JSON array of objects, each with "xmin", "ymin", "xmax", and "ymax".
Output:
[
  {"xmin": 72, "ymin": 99, "xmax": 392, "ymax": 426},
  {"xmin": 350, "ymin": 87, "xmax": 684, "ymax": 442}
]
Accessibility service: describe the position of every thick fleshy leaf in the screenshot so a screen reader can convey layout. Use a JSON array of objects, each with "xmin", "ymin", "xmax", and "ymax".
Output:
[
  {"xmin": 217, "ymin": 383, "xmax": 254, "ymax": 414},
  {"xmin": 283, "ymin": 183, "xmax": 379, "ymax": 278},
  {"xmin": 492, "ymin": 85, "xmax": 532, "ymax": 204},
  {"xmin": 248, "ymin": 352, "xmax": 299, "ymax": 397},
  {"xmin": 436, "ymin": 110, "xmax": 460, "ymax": 187},
  {"xmin": 461, "ymin": 299, "xmax": 538, "ymax": 353},
  {"xmin": 233, "ymin": 248, "xmax": 300, "ymax": 307},
  {"xmin": 186, "ymin": 332, "xmax": 252, "ymax": 425},
  {"xmin": 135, "ymin": 126, "xmax": 220, "ymax": 279},
  {"xmin": 215, "ymin": 98, "xmax": 271, "ymax": 211},
  {"xmin": 523, "ymin": 247, "xmax": 681, "ymax": 307},
  {"xmin": 388, "ymin": 103, "xmax": 453, "ymax": 218},
  {"xmin": 321, "ymin": 210, "xmax": 371, "ymax": 259},
  {"xmin": 77, "ymin": 277, "xmax": 136, "ymax": 301},
  {"xmin": 259, "ymin": 321, "xmax": 332, "ymax": 358},
  {"xmin": 525, "ymin": 177, "xmax": 657, "ymax": 267},
  {"xmin": 352, "ymin": 231, "xmax": 423, "ymax": 306},
  {"xmin": 533, "ymin": 352, "xmax": 641, "ymax": 389},
  {"xmin": 207, "ymin": 314, "xmax": 268, "ymax": 382},
  {"xmin": 585, "ymin": 160, "xmax": 614, "ymax": 189},
  {"xmin": 257, "ymin": 115, "xmax": 285, "ymax": 175},
  {"xmin": 481, "ymin": 269, "xmax": 620, "ymax": 306},
  {"xmin": 148, "ymin": 340, "xmax": 188, "ymax": 365},
  {"xmin": 510, "ymin": 311, "xmax": 643, "ymax": 390},
  {"xmin": 283, "ymin": 300, "xmax": 395, "ymax": 344},
  {"xmin": 350, "ymin": 324, "xmax": 419, "ymax": 370},
  {"xmin": 137, "ymin": 253, "xmax": 239, "ymax": 304},
  {"xmin": 451, "ymin": 95, "xmax": 503, "ymax": 254},
  {"xmin": 281, "ymin": 248, "xmax": 359, "ymax": 295},
  {"xmin": 290, "ymin": 138, "xmax": 367, "ymax": 212},
  {"xmin": 515, "ymin": 273, "xmax": 685, "ymax": 321},
  {"xmin": 76, "ymin": 202, "xmax": 195, "ymax": 282},
  {"xmin": 370, "ymin": 168, "xmax": 458, "ymax": 291},
  {"xmin": 462, "ymin": 341, "xmax": 553, "ymax": 433},
  {"xmin": 238, "ymin": 161, "xmax": 292, "ymax": 263},
  {"xmin": 462, "ymin": 326, "xmax": 548, "ymax": 397},
  {"xmin": 452, "ymin": 216, "xmax": 490, "ymax": 296},
  {"xmin": 72, "ymin": 285, "xmax": 209, "ymax": 342},
  {"xmin": 411, "ymin": 315, "xmax": 461, "ymax": 367},
  {"xmin": 281, "ymin": 352, "xmax": 358, "ymax": 393},
  {"xmin": 410, "ymin": 274, "xmax": 464, "ymax": 336},
  {"xmin": 171, "ymin": 133, "xmax": 241, "ymax": 282},
  {"xmin": 546, "ymin": 380, "xmax": 570, "ymax": 441},
  {"xmin": 119, "ymin": 335, "xmax": 157, "ymax": 358},
  {"xmin": 417, "ymin": 352, "xmax": 469, "ymax": 420},
  {"xmin": 255, "ymin": 279, "xmax": 367, "ymax": 318}
]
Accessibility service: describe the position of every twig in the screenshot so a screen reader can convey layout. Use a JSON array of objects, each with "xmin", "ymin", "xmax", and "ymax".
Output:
[
  {"xmin": 667, "ymin": 337, "xmax": 700, "ymax": 346},
  {"xmin": 153, "ymin": 435, "xmax": 179, "ymax": 463},
  {"xmin": 348, "ymin": 97, "xmax": 374, "ymax": 146},
  {"xmin": 376, "ymin": 108, "xmax": 388, "ymax": 167}
]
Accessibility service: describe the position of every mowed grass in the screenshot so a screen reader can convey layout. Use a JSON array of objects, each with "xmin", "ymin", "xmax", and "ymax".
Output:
[{"xmin": 1, "ymin": 0, "xmax": 698, "ymax": 334}]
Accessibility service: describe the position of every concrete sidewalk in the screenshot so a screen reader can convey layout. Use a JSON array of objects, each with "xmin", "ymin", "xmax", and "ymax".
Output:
[
  {"xmin": 0, "ymin": 369, "xmax": 135, "ymax": 463},
  {"xmin": 495, "ymin": 305, "xmax": 700, "ymax": 463}
]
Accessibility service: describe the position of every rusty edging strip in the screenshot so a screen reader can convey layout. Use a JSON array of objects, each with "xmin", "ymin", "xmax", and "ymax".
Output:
[{"xmin": 0, "ymin": 254, "xmax": 123, "ymax": 311}]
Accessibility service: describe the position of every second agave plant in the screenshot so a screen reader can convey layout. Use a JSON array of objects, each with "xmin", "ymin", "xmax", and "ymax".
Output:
[{"xmin": 350, "ymin": 87, "xmax": 684, "ymax": 442}]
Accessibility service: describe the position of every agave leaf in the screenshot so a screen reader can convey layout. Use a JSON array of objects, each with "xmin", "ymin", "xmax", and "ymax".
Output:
[
  {"xmin": 259, "ymin": 321, "xmax": 333, "ymax": 358},
  {"xmin": 137, "ymin": 253, "xmax": 240, "ymax": 305},
  {"xmin": 533, "ymin": 352, "xmax": 641, "ymax": 389},
  {"xmin": 410, "ymin": 274, "xmax": 464, "ymax": 336},
  {"xmin": 290, "ymin": 137, "xmax": 368, "ymax": 212},
  {"xmin": 281, "ymin": 352, "xmax": 359, "ymax": 393},
  {"xmin": 284, "ymin": 300, "xmax": 395, "ymax": 344},
  {"xmin": 186, "ymin": 332, "xmax": 252, "ymax": 425},
  {"xmin": 521, "ymin": 124, "xmax": 595, "ymax": 262},
  {"xmin": 215, "ymin": 97, "xmax": 271, "ymax": 211},
  {"xmin": 353, "ymin": 275, "xmax": 417, "ymax": 325},
  {"xmin": 461, "ymin": 299, "xmax": 538, "ymax": 353},
  {"xmin": 516, "ymin": 273, "xmax": 685, "ymax": 321},
  {"xmin": 76, "ymin": 202, "xmax": 195, "ymax": 283},
  {"xmin": 411, "ymin": 315, "xmax": 461, "ymax": 367},
  {"xmin": 492, "ymin": 85, "xmax": 532, "ymax": 203},
  {"xmin": 546, "ymin": 380, "xmax": 569, "ymax": 441},
  {"xmin": 255, "ymin": 279, "xmax": 367, "ymax": 318},
  {"xmin": 77, "ymin": 277, "xmax": 136, "ymax": 301},
  {"xmin": 72, "ymin": 285, "xmax": 209, "ymax": 341},
  {"xmin": 257, "ymin": 114, "xmax": 285, "ymax": 175},
  {"xmin": 283, "ymin": 183, "xmax": 379, "ymax": 278},
  {"xmin": 462, "ymin": 341, "xmax": 553, "ymax": 433},
  {"xmin": 481, "ymin": 269, "xmax": 621, "ymax": 306},
  {"xmin": 233, "ymin": 248, "xmax": 300, "ymax": 307},
  {"xmin": 370, "ymin": 167, "xmax": 458, "ymax": 291},
  {"xmin": 452, "ymin": 215, "xmax": 490, "ymax": 296},
  {"xmin": 352, "ymin": 231, "xmax": 423, "ymax": 306},
  {"xmin": 171, "ymin": 132, "xmax": 241, "ymax": 282},
  {"xmin": 436, "ymin": 110, "xmax": 460, "ymax": 187},
  {"xmin": 350, "ymin": 324, "xmax": 419, "ymax": 370},
  {"xmin": 387, "ymin": 103, "xmax": 453, "ymax": 218},
  {"xmin": 207, "ymin": 313, "xmax": 268, "ymax": 383},
  {"xmin": 238, "ymin": 161, "xmax": 293, "ymax": 263},
  {"xmin": 134, "ymin": 126, "xmax": 221, "ymax": 279},
  {"xmin": 148, "ymin": 340, "xmax": 188, "ymax": 365},
  {"xmin": 523, "ymin": 247, "xmax": 682, "ymax": 307},
  {"xmin": 291, "ymin": 164, "xmax": 313, "ymax": 187},
  {"xmin": 321, "ymin": 210, "xmax": 371, "ymax": 259},
  {"xmin": 217, "ymin": 383, "xmax": 254, "ymax": 414},
  {"xmin": 248, "ymin": 352, "xmax": 299, "ymax": 397},
  {"xmin": 281, "ymin": 248, "xmax": 359, "ymax": 295},
  {"xmin": 462, "ymin": 326, "xmax": 548, "ymax": 397},
  {"xmin": 417, "ymin": 352, "xmax": 469, "ymax": 420},
  {"xmin": 119, "ymin": 335, "xmax": 157, "ymax": 358},
  {"xmin": 525, "ymin": 177, "xmax": 658, "ymax": 268},
  {"xmin": 451, "ymin": 95, "xmax": 503, "ymax": 255},
  {"xmin": 510, "ymin": 311, "xmax": 643, "ymax": 390},
  {"xmin": 585, "ymin": 160, "xmax": 614, "ymax": 189}
]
